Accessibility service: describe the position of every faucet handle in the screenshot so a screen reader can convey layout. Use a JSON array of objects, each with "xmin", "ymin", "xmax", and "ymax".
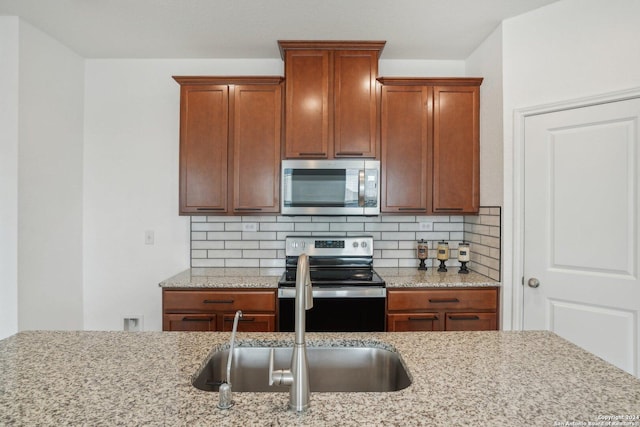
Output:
[
  {"xmin": 268, "ymin": 348, "xmax": 275, "ymax": 386},
  {"xmin": 268, "ymin": 348, "xmax": 293, "ymax": 387}
]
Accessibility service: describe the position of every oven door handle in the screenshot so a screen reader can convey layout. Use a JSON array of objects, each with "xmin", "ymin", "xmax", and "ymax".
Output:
[{"xmin": 278, "ymin": 287, "xmax": 386, "ymax": 298}]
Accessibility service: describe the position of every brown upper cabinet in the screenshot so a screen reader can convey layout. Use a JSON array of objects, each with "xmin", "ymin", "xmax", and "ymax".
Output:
[
  {"xmin": 379, "ymin": 78, "xmax": 482, "ymax": 214},
  {"xmin": 279, "ymin": 41, "xmax": 385, "ymax": 159},
  {"xmin": 174, "ymin": 77, "xmax": 283, "ymax": 215}
]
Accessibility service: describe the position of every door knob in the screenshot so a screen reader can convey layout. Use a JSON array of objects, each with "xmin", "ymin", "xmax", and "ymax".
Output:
[{"xmin": 527, "ymin": 278, "xmax": 540, "ymax": 288}]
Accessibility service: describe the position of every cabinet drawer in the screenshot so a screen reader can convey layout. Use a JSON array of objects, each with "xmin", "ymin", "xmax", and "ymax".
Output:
[
  {"xmin": 163, "ymin": 289, "xmax": 276, "ymax": 313},
  {"xmin": 221, "ymin": 313, "xmax": 276, "ymax": 332},
  {"xmin": 445, "ymin": 312, "xmax": 497, "ymax": 331},
  {"xmin": 387, "ymin": 288, "xmax": 498, "ymax": 311},
  {"xmin": 163, "ymin": 314, "xmax": 217, "ymax": 331},
  {"xmin": 387, "ymin": 313, "xmax": 441, "ymax": 332}
]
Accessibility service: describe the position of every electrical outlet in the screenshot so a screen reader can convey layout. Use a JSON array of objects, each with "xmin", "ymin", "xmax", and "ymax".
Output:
[
  {"xmin": 123, "ymin": 315, "xmax": 144, "ymax": 332},
  {"xmin": 418, "ymin": 222, "xmax": 433, "ymax": 231},
  {"xmin": 242, "ymin": 222, "xmax": 258, "ymax": 232},
  {"xmin": 144, "ymin": 230, "xmax": 155, "ymax": 245}
]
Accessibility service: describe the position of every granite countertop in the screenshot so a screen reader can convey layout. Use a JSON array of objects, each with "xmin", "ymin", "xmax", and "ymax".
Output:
[
  {"xmin": 159, "ymin": 268, "xmax": 499, "ymax": 289},
  {"xmin": 1, "ymin": 330, "xmax": 638, "ymax": 426}
]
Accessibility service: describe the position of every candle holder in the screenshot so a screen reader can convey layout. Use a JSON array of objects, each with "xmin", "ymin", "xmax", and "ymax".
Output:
[
  {"xmin": 416, "ymin": 239, "xmax": 428, "ymax": 271},
  {"xmin": 436, "ymin": 241, "xmax": 449, "ymax": 272},
  {"xmin": 458, "ymin": 242, "xmax": 470, "ymax": 274}
]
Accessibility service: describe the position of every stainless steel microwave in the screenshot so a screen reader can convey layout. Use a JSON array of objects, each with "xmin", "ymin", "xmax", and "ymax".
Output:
[{"xmin": 281, "ymin": 159, "xmax": 380, "ymax": 215}]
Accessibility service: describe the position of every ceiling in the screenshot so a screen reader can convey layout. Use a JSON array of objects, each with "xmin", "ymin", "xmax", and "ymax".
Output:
[{"xmin": 0, "ymin": 0, "xmax": 558, "ymax": 59}]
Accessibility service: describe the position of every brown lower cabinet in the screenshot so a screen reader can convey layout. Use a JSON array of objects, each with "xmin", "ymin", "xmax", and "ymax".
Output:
[
  {"xmin": 386, "ymin": 287, "xmax": 499, "ymax": 332},
  {"xmin": 162, "ymin": 289, "xmax": 277, "ymax": 332}
]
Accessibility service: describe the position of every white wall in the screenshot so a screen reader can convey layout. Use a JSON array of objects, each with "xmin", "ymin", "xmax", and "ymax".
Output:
[
  {"xmin": 501, "ymin": 0, "xmax": 640, "ymax": 329},
  {"xmin": 379, "ymin": 59, "xmax": 465, "ymax": 77},
  {"xmin": 0, "ymin": 17, "xmax": 20, "ymax": 339},
  {"xmin": 466, "ymin": 25, "xmax": 504, "ymax": 207},
  {"xmin": 17, "ymin": 20, "xmax": 85, "ymax": 330},
  {"xmin": 83, "ymin": 59, "xmax": 285, "ymax": 331}
]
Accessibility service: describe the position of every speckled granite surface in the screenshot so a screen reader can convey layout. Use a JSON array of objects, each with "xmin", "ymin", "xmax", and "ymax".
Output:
[
  {"xmin": 159, "ymin": 268, "xmax": 498, "ymax": 289},
  {"xmin": 159, "ymin": 268, "xmax": 282, "ymax": 288},
  {"xmin": 376, "ymin": 268, "xmax": 499, "ymax": 288},
  {"xmin": 1, "ymin": 331, "xmax": 638, "ymax": 426}
]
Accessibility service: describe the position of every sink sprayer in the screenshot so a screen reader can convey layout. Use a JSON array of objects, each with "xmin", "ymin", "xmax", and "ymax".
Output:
[{"xmin": 217, "ymin": 310, "xmax": 242, "ymax": 409}]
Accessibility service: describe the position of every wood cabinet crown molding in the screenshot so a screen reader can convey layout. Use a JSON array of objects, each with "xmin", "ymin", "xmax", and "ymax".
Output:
[
  {"xmin": 277, "ymin": 40, "xmax": 386, "ymax": 59},
  {"xmin": 173, "ymin": 76, "xmax": 284, "ymax": 85},
  {"xmin": 378, "ymin": 77, "xmax": 483, "ymax": 86}
]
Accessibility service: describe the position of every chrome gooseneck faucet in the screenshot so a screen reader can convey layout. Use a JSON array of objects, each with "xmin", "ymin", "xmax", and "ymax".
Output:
[
  {"xmin": 218, "ymin": 310, "xmax": 242, "ymax": 409},
  {"xmin": 269, "ymin": 253, "xmax": 313, "ymax": 412}
]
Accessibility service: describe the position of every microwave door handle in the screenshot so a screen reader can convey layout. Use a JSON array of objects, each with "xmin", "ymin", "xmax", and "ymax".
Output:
[{"xmin": 358, "ymin": 169, "xmax": 365, "ymax": 207}]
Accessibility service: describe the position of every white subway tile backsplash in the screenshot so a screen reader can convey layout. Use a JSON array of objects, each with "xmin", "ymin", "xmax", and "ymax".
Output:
[
  {"xmin": 191, "ymin": 258, "xmax": 225, "ymax": 267},
  {"xmin": 189, "ymin": 207, "xmax": 501, "ymax": 281},
  {"xmin": 191, "ymin": 222, "xmax": 225, "ymax": 232},
  {"xmin": 191, "ymin": 232, "xmax": 207, "ymax": 240},
  {"xmin": 191, "ymin": 250, "xmax": 207, "ymax": 258},
  {"xmin": 381, "ymin": 231, "xmax": 415, "ymax": 240},
  {"xmin": 242, "ymin": 231, "xmax": 277, "ymax": 240},
  {"xmin": 207, "ymin": 249, "xmax": 242, "ymax": 258},
  {"xmin": 260, "ymin": 240, "xmax": 285, "ymax": 249},
  {"xmin": 225, "ymin": 258, "xmax": 259, "ymax": 267},
  {"xmin": 330, "ymin": 222, "xmax": 365, "ymax": 232},
  {"xmin": 225, "ymin": 241, "xmax": 259, "ymax": 249},
  {"xmin": 207, "ymin": 231, "xmax": 241, "ymax": 241},
  {"xmin": 434, "ymin": 222, "xmax": 463, "ymax": 232},
  {"xmin": 294, "ymin": 223, "xmax": 330, "ymax": 232},
  {"xmin": 366, "ymin": 222, "xmax": 399, "ymax": 232},
  {"xmin": 191, "ymin": 240, "xmax": 225, "ymax": 250},
  {"xmin": 259, "ymin": 222, "xmax": 295, "ymax": 232}
]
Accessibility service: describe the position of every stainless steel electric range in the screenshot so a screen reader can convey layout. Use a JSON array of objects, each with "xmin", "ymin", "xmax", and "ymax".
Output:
[{"xmin": 278, "ymin": 235, "xmax": 386, "ymax": 332}]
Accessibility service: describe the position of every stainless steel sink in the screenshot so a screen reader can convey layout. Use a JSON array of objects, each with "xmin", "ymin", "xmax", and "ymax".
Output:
[{"xmin": 193, "ymin": 346, "xmax": 411, "ymax": 393}]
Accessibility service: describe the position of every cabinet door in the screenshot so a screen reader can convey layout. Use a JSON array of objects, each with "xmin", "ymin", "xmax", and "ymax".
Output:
[
  {"xmin": 387, "ymin": 313, "xmax": 441, "ymax": 331},
  {"xmin": 432, "ymin": 85, "xmax": 480, "ymax": 213},
  {"xmin": 232, "ymin": 84, "xmax": 282, "ymax": 213},
  {"xmin": 284, "ymin": 50, "xmax": 330, "ymax": 158},
  {"xmin": 333, "ymin": 50, "xmax": 378, "ymax": 158},
  {"xmin": 221, "ymin": 313, "xmax": 276, "ymax": 332},
  {"xmin": 445, "ymin": 312, "xmax": 497, "ymax": 331},
  {"xmin": 179, "ymin": 85, "xmax": 229, "ymax": 214},
  {"xmin": 380, "ymin": 85, "xmax": 430, "ymax": 212},
  {"xmin": 164, "ymin": 314, "xmax": 217, "ymax": 331}
]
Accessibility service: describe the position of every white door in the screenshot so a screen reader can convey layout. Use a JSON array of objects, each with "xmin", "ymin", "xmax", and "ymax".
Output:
[{"xmin": 523, "ymin": 97, "xmax": 640, "ymax": 376}]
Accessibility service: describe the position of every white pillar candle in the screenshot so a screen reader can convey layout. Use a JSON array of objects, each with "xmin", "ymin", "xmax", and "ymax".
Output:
[
  {"xmin": 458, "ymin": 243, "xmax": 470, "ymax": 262},
  {"xmin": 437, "ymin": 241, "xmax": 449, "ymax": 261}
]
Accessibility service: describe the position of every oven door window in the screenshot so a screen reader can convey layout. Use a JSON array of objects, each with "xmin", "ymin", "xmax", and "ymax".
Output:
[
  {"xmin": 283, "ymin": 168, "xmax": 359, "ymax": 208},
  {"xmin": 278, "ymin": 297, "xmax": 385, "ymax": 332}
]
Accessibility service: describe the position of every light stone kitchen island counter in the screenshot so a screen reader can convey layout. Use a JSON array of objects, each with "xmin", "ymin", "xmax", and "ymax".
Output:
[{"xmin": 1, "ymin": 331, "xmax": 639, "ymax": 426}]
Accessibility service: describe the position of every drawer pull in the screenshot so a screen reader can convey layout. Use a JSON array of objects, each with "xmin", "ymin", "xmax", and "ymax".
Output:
[
  {"xmin": 335, "ymin": 152, "xmax": 363, "ymax": 156},
  {"xmin": 428, "ymin": 298, "xmax": 459, "ymax": 303},
  {"xmin": 203, "ymin": 299, "xmax": 234, "ymax": 304},
  {"xmin": 182, "ymin": 317, "xmax": 214, "ymax": 322},
  {"xmin": 448, "ymin": 315, "xmax": 480, "ymax": 321},
  {"xmin": 435, "ymin": 208, "xmax": 464, "ymax": 211},
  {"xmin": 398, "ymin": 207, "xmax": 427, "ymax": 211},
  {"xmin": 225, "ymin": 317, "xmax": 255, "ymax": 322},
  {"xmin": 299, "ymin": 152, "xmax": 326, "ymax": 156},
  {"xmin": 234, "ymin": 208, "xmax": 263, "ymax": 211},
  {"xmin": 196, "ymin": 208, "xmax": 225, "ymax": 211},
  {"xmin": 408, "ymin": 316, "xmax": 438, "ymax": 321}
]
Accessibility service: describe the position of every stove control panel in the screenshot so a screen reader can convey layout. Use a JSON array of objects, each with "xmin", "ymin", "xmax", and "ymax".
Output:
[{"xmin": 285, "ymin": 235, "xmax": 374, "ymax": 257}]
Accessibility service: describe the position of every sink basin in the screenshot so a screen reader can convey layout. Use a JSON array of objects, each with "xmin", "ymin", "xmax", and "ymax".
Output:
[{"xmin": 193, "ymin": 345, "xmax": 411, "ymax": 393}]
